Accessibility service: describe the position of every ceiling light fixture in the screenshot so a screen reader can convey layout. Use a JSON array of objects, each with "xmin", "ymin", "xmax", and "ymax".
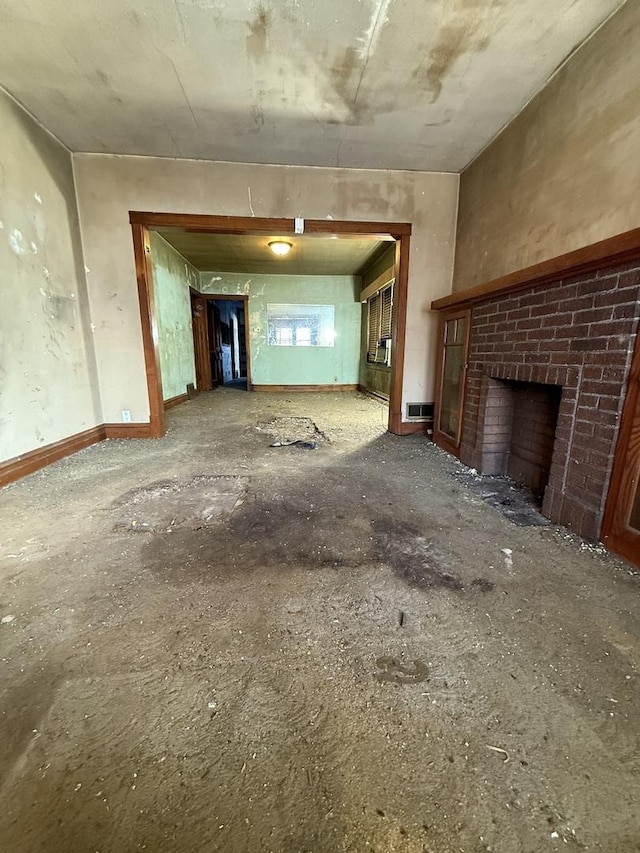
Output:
[{"xmin": 269, "ymin": 240, "xmax": 292, "ymax": 256}]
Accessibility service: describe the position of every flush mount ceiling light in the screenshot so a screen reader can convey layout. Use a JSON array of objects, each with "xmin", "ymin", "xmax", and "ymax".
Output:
[{"xmin": 268, "ymin": 240, "xmax": 292, "ymax": 256}]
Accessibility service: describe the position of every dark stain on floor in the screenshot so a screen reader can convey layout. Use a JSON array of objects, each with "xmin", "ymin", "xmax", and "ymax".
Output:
[{"xmin": 372, "ymin": 518, "xmax": 493, "ymax": 593}]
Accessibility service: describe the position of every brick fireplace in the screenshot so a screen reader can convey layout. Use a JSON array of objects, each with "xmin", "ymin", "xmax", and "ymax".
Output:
[{"xmin": 456, "ymin": 262, "xmax": 640, "ymax": 540}]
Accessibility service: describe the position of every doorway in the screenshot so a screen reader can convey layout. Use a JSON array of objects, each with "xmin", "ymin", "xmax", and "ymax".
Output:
[
  {"xmin": 191, "ymin": 294, "xmax": 250, "ymax": 392},
  {"xmin": 131, "ymin": 213, "xmax": 411, "ymax": 438}
]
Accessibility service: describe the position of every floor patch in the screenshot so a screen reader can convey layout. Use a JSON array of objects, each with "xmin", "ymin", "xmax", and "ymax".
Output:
[
  {"xmin": 256, "ymin": 416, "xmax": 328, "ymax": 446},
  {"xmin": 112, "ymin": 475, "xmax": 248, "ymax": 533}
]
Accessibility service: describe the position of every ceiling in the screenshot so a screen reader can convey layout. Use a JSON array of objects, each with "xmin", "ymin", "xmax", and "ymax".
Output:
[
  {"xmin": 0, "ymin": 0, "xmax": 625, "ymax": 172},
  {"xmin": 154, "ymin": 229, "xmax": 390, "ymax": 275}
]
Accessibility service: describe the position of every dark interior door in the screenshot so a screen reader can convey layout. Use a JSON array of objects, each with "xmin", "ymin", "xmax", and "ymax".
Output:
[
  {"xmin": 602, "ymin": 333, "xmax": 640, "ymax": 568},
  {"xmin": 208, "ymin": 302, "xmax": 223, "ymax": 388}
]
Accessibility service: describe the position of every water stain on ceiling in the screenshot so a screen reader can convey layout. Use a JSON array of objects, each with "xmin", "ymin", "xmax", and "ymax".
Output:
[{"xmin": 0, "ymin": 0, "xmax": 626, "ymax": 171}]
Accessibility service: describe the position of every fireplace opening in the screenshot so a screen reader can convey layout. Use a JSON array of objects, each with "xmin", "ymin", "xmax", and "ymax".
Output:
[
  {"xmin": 480, "ymin": 379, "xmax": 562, "ymax": 506},
  {"xmin": 506, "ymin": 381, "xmax": 562, "ymax": 503}
]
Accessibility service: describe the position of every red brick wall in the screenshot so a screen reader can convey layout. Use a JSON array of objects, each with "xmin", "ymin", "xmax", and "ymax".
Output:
[{"xmin": 460, "ymin": 264, "xmax": 640, "ymax": 539}]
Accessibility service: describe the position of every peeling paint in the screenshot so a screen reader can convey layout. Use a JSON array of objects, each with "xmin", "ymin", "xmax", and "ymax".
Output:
[
  {"xmin": 8, "ymin": 229, "xmax": 26, "ymax": 255},
  {"xmin": 34, "ymin": 192, "xmax": 42, "ymax": 204},
  {"xmin": 357, "ymin": 0, "xmax": 391, "ymax": 61}
]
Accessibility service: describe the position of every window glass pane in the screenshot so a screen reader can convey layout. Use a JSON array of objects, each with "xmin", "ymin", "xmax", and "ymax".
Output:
[
  {"xmin": 445, "ymin": 319, "xmax": 456, "ymax": 344},
  {"xmin": 275, "ymin": 327, "xmax": 292, "ymax": 345},
  {"xmin": 295, "ymin": 326, "xmax": 311, "ymax": 346},
  {"xmin": 455, "ymin": 315, "xmax": 467, "ymax": 344},
  {"xmin": 440, "ymin": 344, "xmax": 464, "ymax": 440},
  {"xmin": 267, "ymin": 304, "xmax": 334, "ymax": 347}
]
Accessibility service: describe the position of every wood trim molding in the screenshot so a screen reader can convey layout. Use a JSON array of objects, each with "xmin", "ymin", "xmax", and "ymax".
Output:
[
  {"xmin": 164, "ymin": 393, "xmax": 189, "ymax": 411},
  {"xmin": 130, "ymin": 212, "xmax": 296, "ymax": 234},
  {"xmin": 103, "ymin": 423, "xmax": 154, "ymax": 439},
  {"xmin": 129, "ymin": 212, "xmax": 412, "ymax": 239},
  {"xmin": 431, "ymin": 226, "xmax": 640, "ymax": 312},
  {"xmin": 358, "ymin": 385, "xmax": 390, "ymax": 403},
  {"xmin": 394, "ymin": 421, "xmax": 428, "ymax": 436},
  {"xmin": 360, "ymin": 270, "xmax": 395, "ymax": 304},
  {"xmin": 0, "ymin": 422, "xmax": 158, "ymax": 488},
  {"xmin": 0, "ymin": 426, "xmax": 106, "ymax": 487},
  {"xmin": 252, "ymin": 383, "xmax": 358, "ymax": 393},
  {"xmin": 131, "ymin": 222, "xmax": 165, "ymax": 437},
  {"xmin": 387, "ymin": 234, "xmax": 411, "ymax": 435},
  {"xmin": 304, "ymin": 219, "xmax": 411, "ymax": 238}
]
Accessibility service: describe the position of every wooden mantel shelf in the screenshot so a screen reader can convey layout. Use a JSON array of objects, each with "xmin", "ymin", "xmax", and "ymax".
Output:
[{"xmin": 432, "ymin": 226, "xmax": 640, "ymax": 312}]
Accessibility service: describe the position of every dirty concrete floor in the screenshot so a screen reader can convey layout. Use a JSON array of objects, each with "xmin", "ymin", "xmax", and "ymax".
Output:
[{"xmin": 1, "ymin": 390, "xmax": 639, "ymax": 853}]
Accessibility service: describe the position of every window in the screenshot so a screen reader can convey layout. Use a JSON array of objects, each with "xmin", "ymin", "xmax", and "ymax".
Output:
[
  {"xmin": 366, "ymin": 283, "xmax": 393, "ymax": 364},
  {"xmin": 274, "ymin": 326, "xmax": 293, "ymax": 346},
  {"xmin": 367, "ymin": 293, "xmax": 381, "ymax": 361},
  {"xmin": 267, "ymin": 304, "xmax": 335, "ymax": 347},
  {"xmin": 295, "ymin": 326, "xmax": 311, "ymax": 346},
  {"xmin": 380, "ymin": 286, "xmax": 393, "ymax": 339}
]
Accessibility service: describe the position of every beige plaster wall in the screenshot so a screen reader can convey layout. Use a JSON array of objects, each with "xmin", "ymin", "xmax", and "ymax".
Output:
[
  {"xmin": 0, "ymin": 90, "xmax": 100, "ymax": 463},
  {"xmin": 73, "ymin": 155, "xmax": 458, "ymax": 423},
  {"xmin": 453, "ymin": 0, "xmax": 640, "ymax": 291}
]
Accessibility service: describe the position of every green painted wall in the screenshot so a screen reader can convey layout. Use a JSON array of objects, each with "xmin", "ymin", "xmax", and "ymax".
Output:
[
  {"xmin": 150, "ymin": 232, "xmax": 198, "ymax": 400},
  {"xmin": 199, "ymin": 272, "xmax": 361, "ymax": 386}
]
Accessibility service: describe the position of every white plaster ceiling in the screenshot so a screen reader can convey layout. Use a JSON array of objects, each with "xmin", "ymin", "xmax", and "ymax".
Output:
[
  {"xmin": 154, "ymin": 229, "xmax": 389, "ymax": 274},
  {"xmin": 0, "ymin": 0, "xmax": 626, "ymax": 171}
]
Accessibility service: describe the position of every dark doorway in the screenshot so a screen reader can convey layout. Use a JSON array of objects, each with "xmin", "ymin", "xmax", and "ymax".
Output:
[
  {"xmin": 190, "ymin": 292, "xmax": 251, "ymax": 393},
  {"xmin": 207, "ymin": 299, "xmax": 248, "ymax": 390}
]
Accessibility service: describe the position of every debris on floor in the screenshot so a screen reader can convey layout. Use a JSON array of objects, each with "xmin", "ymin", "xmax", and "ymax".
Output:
[
  {"xmin": 112, "ymin": 474, "xmax": 249, "ymax": 532},
  {"xmin": 270, "ymin": 438, "xmax": 318, "ymax": 450},
  {"xmin": 454, "ymin": 470, "xmax": 552, "ymax": 526}
]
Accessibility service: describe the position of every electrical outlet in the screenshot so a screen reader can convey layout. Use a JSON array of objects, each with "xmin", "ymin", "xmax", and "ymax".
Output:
[{"xmin": 121, "ymin": 409, "xmax": 132, "ymax": 423}]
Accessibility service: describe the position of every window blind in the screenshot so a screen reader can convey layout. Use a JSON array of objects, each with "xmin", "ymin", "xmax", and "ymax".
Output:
[
  {"xmin": 367, "ymin": 293, "xmax": 380, "ymax": 361},
  {"xmin": 380, "ymin": 285, "xmax": 393, "ymax": 339}
]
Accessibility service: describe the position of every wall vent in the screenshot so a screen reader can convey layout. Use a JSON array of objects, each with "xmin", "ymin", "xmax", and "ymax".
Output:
[{"xmin": 406, "ymin": 402, "xmax": 434, "ymax": 420}]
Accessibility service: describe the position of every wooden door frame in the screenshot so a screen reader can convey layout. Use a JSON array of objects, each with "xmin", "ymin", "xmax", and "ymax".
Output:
[
  {"xmin": 201, "ymin": 294, "xmax": 252, "ymax": 390},
  {"xmin": 601, "ymin": 325, "xmax": 640, "ymax": 567},
  {"xmin": 130, "ymin": 212, "xmax": 412, "ymax": 438}
]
